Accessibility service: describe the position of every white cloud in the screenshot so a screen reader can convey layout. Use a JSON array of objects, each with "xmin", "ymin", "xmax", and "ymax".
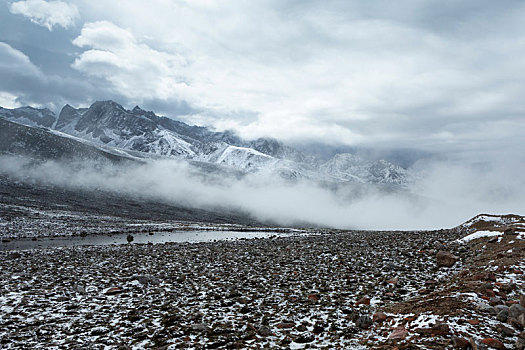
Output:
[
  {"xmin": 0, "ymin": 92, "xmax": 22, "ymax": 109},
  {"xmin": 71, "ymin": 21, "xmax": 188, "ymax": 102},
  {"xmin": 9, "ymin": 0, "xmax": 79, "ymax": 31}
]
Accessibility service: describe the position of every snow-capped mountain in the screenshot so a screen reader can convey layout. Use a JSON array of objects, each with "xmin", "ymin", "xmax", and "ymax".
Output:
[{"xmin": 0, "ymin": 101, "xmax": 411, "ymax": 185}]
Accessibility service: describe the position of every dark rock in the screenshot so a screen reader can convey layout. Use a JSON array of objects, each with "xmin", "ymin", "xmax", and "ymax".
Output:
[
  {"xmin": 294, "ymin": 335, "xmax": 314, "ymax": 344},
  {"xmin": 495, "ymin": 305, "xmax": 509, "ymax": 313},
  {"xmin": 497, "ymin": 324, "xmax": 514, "ymax": 337},
  {"xmin": 312, "ymin": 323, "xmax": 324, "ymax": 334},
  {"xmin": 496, "ymin": 310, "xmax": 508, "ymax": 322},
  {"xmin": 355, "ymin": 315, "xmax": 373, "ymax": 330},
  {"xmin": 504, "ymin": 228, "xmax": 516, "ymax": 235},
  {"xmin": 105, "ymin": 287, "xmax": 123, "ymax": 295},
  {"xmin": 307, "ymin": 294, "xmax": 319, "ymax": 302},
  {"xmin": 127, "ymin": 234, "xmax": 134, "ymax": 243},
  {"xmin": 479, "ymin": 303, "xmax": 497, "ymax": 315},
  {"xmin": 490, "ymin": 296, "xmax": 503, "ymax": 305},
  {"xmin": 297, "ymin": 324, "xmax": 307, "ymax": 332},
  {"xmin": 258, "ymin": 326, "xmax": 272, "ymax": 337},
  {"xmin": 416, "ymin": 323, "xmax": 450, "ymax": 337},
  {"xmin": 6, "ymin": 252, "xmax": 21, "ymax": 260},
  {"xmin": 509, "ymin": 304, "xmax": 525, "ymax": 319}
]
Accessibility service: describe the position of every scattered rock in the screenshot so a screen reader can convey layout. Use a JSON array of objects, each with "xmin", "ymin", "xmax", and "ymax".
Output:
[
  {"xmin": 436, "ymin": 251, "xmax": 459, "ymax": 267},
  {"xmin": 497, "ymin": 324, "xmax": 514, "ymax": 337},
  {"xmin": 6, "ymin": 252, "xmax": 21, "ymax": 260},
  {"xmin": 387, "ymin": 277, "xmax": 398, "ymax": 285},
  {"xmin": 105, "ymin": 287, "xmax": 122, "ymax": 295},
  {"xmin": 509, "ymin": 304, "xmax": 525, "ymax": 319},
  {"xmin": 416, "ymin": 323, "xmax": 450, "ymax": 337},
  {"xmin": 355, "ymin": 315, "xmax": 373, "ymax": 330},
  {"xmin": 503, "ymin": 228, "xmax": 516, "ymax": 235},
  {"xmin": 307, "ymin": 294, "xmax": 319, "ymax": 302},
  {"xmin": 479, "ymin": 303, "xmax": 497, "ymax": 315},
  {"xmin": 389, "ymin": 326, "xmax": 408, "ymax": 340},
  {"xmin": 294, "ymin": 335, "xmax": 314, "ymax": 344},
  {"xmin": 277, "ymin": 322, "xmax": 295, "ymax": 329},
  {"xmin": 496, "ymin": 309, "xmax": 508, "ymax": 322},
  {"xmin": 451, "ymin": 336, "xmax": 471, "ymax": 349},
  {"xmin": 372, "ymin": 312, "xmax": 387, "ymax": 323},
  {"xmin": 258, "ymin": 326, "xmax": 272, "ymax": 337},
  {"xmin": 481, "ymin": 338, "xmax": 506, "ymax": 350},
  {"xmin": 355, "ymin": 297, "xmax": 370, "ymax": 306},
  {"xmin": 191, "ymin": 323, "xmax": 208, "ymax": 332}
]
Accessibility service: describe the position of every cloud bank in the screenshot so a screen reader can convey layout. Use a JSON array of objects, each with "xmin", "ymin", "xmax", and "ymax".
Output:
[{"xmin": 1, "ymin": 156, "xmax": 523, "ymax": 230}]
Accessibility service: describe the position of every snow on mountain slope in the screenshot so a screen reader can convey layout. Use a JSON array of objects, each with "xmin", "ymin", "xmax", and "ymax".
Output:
[
  {"xmin": 320, "ymin": 153, "xmax": 409, "ymax": 185},
  {"xmin": 0, "ymin": 101, "xmax": 412, "ymax": 185},
  {"xmin": 214, "ymin": 145, "xmax": 279, "ymax": 171}
]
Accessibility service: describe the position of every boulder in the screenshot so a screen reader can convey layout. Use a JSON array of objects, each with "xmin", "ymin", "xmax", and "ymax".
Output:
[
  {"xmin": 451, "ymin": 336, "xmax": 471, "ymax": 349},
  {"xmin": 355, "ymin": 315, "xmax": 373, "ymax": 330},
  {"xmin": 509, "ymin": 304, "xmax": 525, "ymax": 319},
  {"xmin": 436, "ymin": 251, "xmax": 459, "ymax": 267}
]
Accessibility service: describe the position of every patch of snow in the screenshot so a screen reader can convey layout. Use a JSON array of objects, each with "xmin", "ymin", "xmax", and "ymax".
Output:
[{"xmin": 457, "ymin": 230, "xmax": 503, "ymax": 243}]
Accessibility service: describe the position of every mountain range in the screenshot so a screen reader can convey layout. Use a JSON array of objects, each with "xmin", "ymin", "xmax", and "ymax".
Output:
[{"xmin": 0, "ymin": 101, "xmax": 410, "ymax": 185}]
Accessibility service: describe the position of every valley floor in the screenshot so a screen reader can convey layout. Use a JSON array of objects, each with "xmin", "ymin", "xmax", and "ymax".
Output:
[{"xmin": 1, "ymin": 228, "xmax": 524, "ymax": 349}]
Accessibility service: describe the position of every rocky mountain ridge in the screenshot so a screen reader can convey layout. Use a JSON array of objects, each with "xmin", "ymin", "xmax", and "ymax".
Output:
[{"xmin": 0, "ymin": 101, "xmax": 409, "ymax": 185}]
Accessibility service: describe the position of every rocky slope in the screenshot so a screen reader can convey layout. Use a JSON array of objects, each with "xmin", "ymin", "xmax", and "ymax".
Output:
[
  {"xmin": 0, "ymin": 101, "xmax": 410, "ymax": 185},
  {"xmin": 0, "ymin": 118, "xmax": 133, "ymax": 163}
]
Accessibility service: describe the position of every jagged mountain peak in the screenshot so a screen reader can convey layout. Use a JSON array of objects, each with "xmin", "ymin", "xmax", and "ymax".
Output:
[
  {"xmin": 132, "ymin": 105, "xmax": 146, "ymax": 113},
  {"xmin": 91, "ymin": 100, "xmax": 126, "ymax": 109}
]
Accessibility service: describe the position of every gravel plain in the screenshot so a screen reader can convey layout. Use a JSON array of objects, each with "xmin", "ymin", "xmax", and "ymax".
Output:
[{"xmin": 1, "ymin": 216, "xmax": 525, "ymax": 349}]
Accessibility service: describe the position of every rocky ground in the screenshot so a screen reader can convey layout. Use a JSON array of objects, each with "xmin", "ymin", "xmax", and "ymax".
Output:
[{"xmin": 1, "ymin": 215, "xmax": 524, "ymax": 349}]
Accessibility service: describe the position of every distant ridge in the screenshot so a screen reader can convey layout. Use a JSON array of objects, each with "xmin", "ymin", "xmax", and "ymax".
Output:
[{"xmin": 0, "ymin": 101, "xmax": 410, "ymax": 185}]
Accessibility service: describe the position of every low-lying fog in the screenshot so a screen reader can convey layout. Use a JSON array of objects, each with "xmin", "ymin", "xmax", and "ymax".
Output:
[{"xmin": 1, "ymin": 155, "xmax": 523, "ymax": 230}]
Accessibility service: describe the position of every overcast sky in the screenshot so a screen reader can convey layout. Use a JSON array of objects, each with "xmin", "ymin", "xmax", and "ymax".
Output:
[{"xmin": 1, "ymin": 0, "xmax": 525, "ymax": 160}]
